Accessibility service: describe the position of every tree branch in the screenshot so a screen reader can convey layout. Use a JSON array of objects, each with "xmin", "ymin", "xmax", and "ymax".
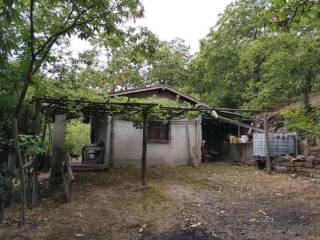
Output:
[
  {"xmin": 30, "ymin": 0, "xmax": 35, "ymax": 60},
  {"xmin": 268, "ymin": 0, "xmax": 312, "ymax": 25},
  {"xmin": 63, "ymin": 4, "xmax": 75, "ymax": 26},
  {"xmin": 34, "ymin": 9, "xmax": 88, "ymax": 59},
  {"xmin": 15, "ymin": 0, "xmax": 36, "ymax": 116},
  {"xmin": 16, "ymin": 6, "xmax": 99, "ymax": 116}
]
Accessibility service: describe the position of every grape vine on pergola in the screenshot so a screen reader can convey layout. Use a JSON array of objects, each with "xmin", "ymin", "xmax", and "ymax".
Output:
[{"xmin": 33, "ymin": 97, "xmax": 266, "ymax": 188}]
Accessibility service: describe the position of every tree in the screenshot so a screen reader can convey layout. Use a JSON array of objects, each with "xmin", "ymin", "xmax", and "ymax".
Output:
[
  {"xmin": 188, "ymin": 41, "xmax": 245, "ymax": 107},
  {"xmin": 214, "ymin": 0, "xmax": 270, "ymax": 43},
  {"xmin": 187, "ymin": 0, "xmax": 320, "ymax": 109},
  {"xmin": 103, "ymin": 32, "xmax": 192, "ymax": 91},
  {"xmin": 147, "ymin": 38, "xmax": 192, "ymax": 87},
  {"xmin": 187, "ymin": 0, "xmax": 270, "ymax": 107},
  {"xmin": 104, "ymin": 28, "xmax": 159, "ymax": 90},
  {"xmin": 0, "ymin": 0, "xmax": 142, "ymax": 223},
  {"xmin": 266, "ymin": 0, "xmax": 320, "ymax": 31}
]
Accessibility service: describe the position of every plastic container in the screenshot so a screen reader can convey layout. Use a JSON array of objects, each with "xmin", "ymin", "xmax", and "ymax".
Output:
[
  {"xmin": 240, "ymin": 135, "xmax": 249, "ymax": 144},
  {"xmin": 253, "ymin": 133, "xmax": 296, "ymax": 158},
  {"xmin": 229, "ymin": 135, "xmax": 238, "ymax": 144}
]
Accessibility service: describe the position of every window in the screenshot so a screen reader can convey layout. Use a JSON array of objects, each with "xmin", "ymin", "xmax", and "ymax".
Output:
[{"xmin": 148, "ymin": 121, "xmax": 170, "ymax": 143}]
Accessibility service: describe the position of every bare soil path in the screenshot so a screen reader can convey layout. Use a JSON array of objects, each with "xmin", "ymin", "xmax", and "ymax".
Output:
[{"xmin": 1, "ymin": 163, "xmax": 320, "ymax": 240}]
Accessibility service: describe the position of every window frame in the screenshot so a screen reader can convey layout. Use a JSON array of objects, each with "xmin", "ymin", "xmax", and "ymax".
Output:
[{"xmin": 147, "ymin": 121, "xmax": 171, "ymax": 143}]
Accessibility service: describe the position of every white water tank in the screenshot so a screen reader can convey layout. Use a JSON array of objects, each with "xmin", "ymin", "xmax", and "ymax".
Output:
[{"xmin": 253, "ymin": 133, "xmax": 297, "ymax": 157}]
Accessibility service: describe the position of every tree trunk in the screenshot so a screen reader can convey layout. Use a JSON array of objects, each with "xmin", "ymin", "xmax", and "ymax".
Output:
[
  {"xmin": 0, "ymin": 201, "xmax": 4, "ymax": 224},
  {"xmin": 303, "ymin": 75, "xmax": 312, "ymax": 112},
  {"xmin": 303, "ymin": 87, "xmax": 311, "ymax": 112},
  {"xmin": 13, "ymin": 118, "xmax": 27, "ymax": 224},
  {"xmin": 31, "ymin": 99, "xmax": 41, "ymax": 208}
]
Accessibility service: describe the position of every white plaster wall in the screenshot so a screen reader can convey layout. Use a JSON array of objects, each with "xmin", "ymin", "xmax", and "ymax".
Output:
[{"xmin": 112, "ymin": 119, "xmax": 201, "ymax": 168}]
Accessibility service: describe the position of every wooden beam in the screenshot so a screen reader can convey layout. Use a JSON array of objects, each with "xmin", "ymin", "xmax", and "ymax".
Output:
[
  {"xmin": 217, "ymin": 115, "xmax": 264, "ymax": 133},
  {"xmin": 160, "ymin": 106, "xmax": 266, "ymax": 113},
  {"xmin": 214, "ymin": 108, "xmax": 266, "ymax": 113},
  {"xmin": 264, "ymin": 112, "xmax": 272, "ymax": 174},
  {"xmin": 34, "ymin": 99, "xmax": 41, "ymax": 135},
  {"xmin": 141, "ymin": 109, "xmax": 148, "ymax": 186},
  {"xmin": 109, "ymin": 117, "xmax": 115, "ymax": 168}
]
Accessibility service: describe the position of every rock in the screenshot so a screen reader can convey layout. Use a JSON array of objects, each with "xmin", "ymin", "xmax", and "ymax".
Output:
[
  {"xmin": 309, "ymin": 146, "xmax": 320, "ymax": 152},
  {"xmin": 310, "ymin": 179, "xmax": 319, "ymax": 182},
  {"xmin": 74, "ymin": 234, "xmax": 86, "ymax": 238},
  {"xmin": 283, "ymin": 154, "xmax": 293, "ymax": 161},
  {"xmin": 190, "ymin": 222, "xmax": 202, "ymax": 228},
  {"xmin": 297, "ymin": 155, "xmax": 307, "ymax": 161},
  {"xmin": 290, "ymin": 174, "xmax": 298, "ymax": 179},
  {"xmin": 274, "ymin": 166, "xmax": 288, "ymax": 173},
  {"xmin": 307, "ymin": 155, "xmax": 315, "ymax": 161},
  {"xmin": 256, "ymin": 209, "xmax": 267, "ymax": 215},
  {"xmin": 139, "ymin": 224, "xmax": 147, "ymax": 233},
  {"xmin": 291, "ymin": 156, "xmax": 306, "ymax": 162},
  {"xmin": 313, "ymin": 158, "xmax": 320, "ymax": 166}
]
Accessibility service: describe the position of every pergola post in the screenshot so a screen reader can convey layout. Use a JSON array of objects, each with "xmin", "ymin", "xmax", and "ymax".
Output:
[
  {"xmin": 264, "ymin": 112, "xmax": 271, "ymax": 174},
  {"xmin": 50, "ymin": 113, "xmax": 66, "ymax": 187},
  {"xmin": 141, "ymin": 109, "xmax": 148, "ymax": 186}
]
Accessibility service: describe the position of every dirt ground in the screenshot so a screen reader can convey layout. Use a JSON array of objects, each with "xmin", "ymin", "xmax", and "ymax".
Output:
[{"xmin": 1, "ymin": 162, "xmax": 320, "ymax": 240}]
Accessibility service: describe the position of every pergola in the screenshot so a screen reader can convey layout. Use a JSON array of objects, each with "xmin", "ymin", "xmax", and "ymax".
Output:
[{"xmin": 33, "ymin": 97, "xmax": 267, "ymax": 188}]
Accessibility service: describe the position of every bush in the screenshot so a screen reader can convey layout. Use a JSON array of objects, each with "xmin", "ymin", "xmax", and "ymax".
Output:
[
  {"xmin": 281, "ymin": 108, "xmax": 320, "ymax": 138},
  {"xmin": 64, "ymin": 120, "xmax": 90, "ymax": 155}
]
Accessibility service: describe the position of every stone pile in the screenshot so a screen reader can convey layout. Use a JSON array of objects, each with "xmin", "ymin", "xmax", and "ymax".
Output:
[{"xmin": 274, "ymin": 154, "xmax": 320, "ymax": 179}]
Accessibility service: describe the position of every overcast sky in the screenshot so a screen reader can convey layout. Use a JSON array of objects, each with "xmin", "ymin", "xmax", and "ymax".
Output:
[
  {"xmin": 71, "ymin": 0, "xmax": 233, "ymax": 54},
  {"xmin": 136, "ymin": 0, "xmax": 233, "ymax": 52}
]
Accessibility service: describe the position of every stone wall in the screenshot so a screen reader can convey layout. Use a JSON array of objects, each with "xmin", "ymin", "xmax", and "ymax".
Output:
[{"xmin": 274, "ymin": 155, "xmax": 320, "ymax": 179}]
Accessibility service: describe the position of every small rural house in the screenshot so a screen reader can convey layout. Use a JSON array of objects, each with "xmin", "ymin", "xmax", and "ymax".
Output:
[
  {"xmin": 93, "ymin": 85, "xmax": 203, "ymax": 168},
  {"xmin": 44, "ymin": 84, "xmax": 262, "ymax": 178}
]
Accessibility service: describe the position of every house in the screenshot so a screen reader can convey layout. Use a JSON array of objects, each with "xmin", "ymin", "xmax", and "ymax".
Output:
[
  {"xmin": 42, "ymin": 85, "xmax": 262, "ymax": 176},
  {"xmin": 95, "ymin": 84, "xmax": 203, "ymax": 168}
]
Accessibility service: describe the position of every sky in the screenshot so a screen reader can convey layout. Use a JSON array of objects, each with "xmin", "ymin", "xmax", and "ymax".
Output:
[
  {"xmin": 136, "ymin": 0, "xmax": 233, "ymax": 52},
  {"xmin": 71, "ymin": 0, "xmax": 233, "ymax": 55}
]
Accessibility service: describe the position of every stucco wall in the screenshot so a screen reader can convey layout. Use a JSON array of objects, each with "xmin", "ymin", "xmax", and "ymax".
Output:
[{"xmin": 110, "ymin": 119, "xmax": 201, "ymax": 168}]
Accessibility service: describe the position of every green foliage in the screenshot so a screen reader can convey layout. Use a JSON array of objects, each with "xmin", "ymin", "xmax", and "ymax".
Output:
[
  {"xmin": 188, "ymin": 0, "xmax": 320, "ymax": 110},
  {"xmin": 1, "ymin": 0, "xmax": 320, "ymax": 158},
  {"xmin": 281, "ymin": 108, "xmax": 320, "ymax": 138},
  {"xmin": 266, "ymin": 0, "xmax": 320, "ymax": 32},
  {"xmin": 111, "ymin": 97, "xmax": 200, "ymax": 128},
  {"xmin": 64, "ymin": 120, "xmax": 90, "ymax": 154},
  {"xmin": 19, "ymin": 135, "xmax": 44, "ymax": 159},
  {"xmin": 147, "ymin": 38, "xmax": 192, "ymax": 87},
  {"xmin": 239, "ymin": 33, "xmax": 320, "ymax": 109},
  {"xmin": 83, "ymin": 29, "xmax": 193, "ymax": 91},
  {"xmin": 0, "ymin": 0, "xmax": 143, "ymax": 169}
]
